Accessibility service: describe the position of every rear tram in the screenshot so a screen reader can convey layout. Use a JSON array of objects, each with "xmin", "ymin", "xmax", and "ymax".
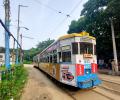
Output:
[{"xmin": 33, "ymin": 32, "xmax": 101, "ymax": 88}]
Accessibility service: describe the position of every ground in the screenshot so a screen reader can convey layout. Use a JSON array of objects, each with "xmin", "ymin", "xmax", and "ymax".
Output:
[
  {"xmin": 21, "ymin": 64, "xmax": 120, "ymax": 100},
  {"xmin": 21, "ymin": 65, "xmax": 73, "ymax": 100}
]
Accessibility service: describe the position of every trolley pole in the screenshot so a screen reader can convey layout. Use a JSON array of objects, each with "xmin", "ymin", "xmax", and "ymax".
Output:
[
  {"xmin": 110, "ymin": 18, "xmax": 119, "ymax": 73},
  {"xmin": 4, "ymin": 0, "xmax": 10, "ymax": 69}
]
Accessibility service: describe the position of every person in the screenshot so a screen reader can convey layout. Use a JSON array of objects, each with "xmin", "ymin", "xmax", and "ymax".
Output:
[
  {"xmin": 111, "ymin": 59, "xmax": 116, "ymax": 75},
  {"xmin": 98, "ymin": 59, "xmax": 104, "ymax": 69},
  {"xmin": 108, "ymin": 59, "xmax": 112, "ymax": 70}
]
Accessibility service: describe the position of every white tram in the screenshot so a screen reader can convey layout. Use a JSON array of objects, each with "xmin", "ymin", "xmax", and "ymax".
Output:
[{"xmin": 33, "ymin": 32, "xmax": 101, "ymax": 88}]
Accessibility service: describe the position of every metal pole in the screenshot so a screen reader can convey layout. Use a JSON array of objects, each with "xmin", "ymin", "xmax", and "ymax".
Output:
[
  {"xmin": 110, "ymin": 18, "xmax": 119, "ymax": 73},
  {"xmin": 16, "ymin": 5, "xmax": 20, "ymax": 64},
  {"xmin": 4, "ymin": 0, "xmax": 10, "ymax": 69},
  {"xmin": 20, "ymin": 34, "xmax": 23, "ymax": 63},
  {"xmin": 20, "ymin": 34, "xmax": 22, "ymax": 49},
  {"xmin": 16, "ymin": 5, "xmax": 28, "ymax": 64},
  {"xmin": 12, "ymin": 39, "xmax": 15, "ymax": 64}
]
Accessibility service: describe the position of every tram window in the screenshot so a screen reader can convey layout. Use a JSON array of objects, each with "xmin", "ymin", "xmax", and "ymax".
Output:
[
  {"xmin": 47, "ymin": 56, "xmax": 49, "ymax": 62},
  {"xmin": 59, "ymin": 52, "xmax": 62, "ymax": 62},
  {"xmin": 44, "ymin": 56, "xmax": 46, "ymax": 61},
  {"xmin": 41, "ymin": 58, "xmax": 43, "ymax": 62},
  {"xmin": 72, "ymin": 43, "xmax": 78, "ymax": 54},
  {"xmin": 62, "ymin": 51, "xmax": 71, "ymax": 62},
  {"xmin": 53, "ymin": 55, "xmax": 57, "ymax": 63},
  {"xmin": 0, "ymin": 55, "xmax": 3, "ymax": 58},
  {"xmin": 50, "ymin": 55, "xmax": 52, "ymax": 63},
  {"xmin": 94, "ymin": 45, "xmax": 96, "ymax": 55},
  {"xmin": 80, "ymin": 42, "xmax": 93, "ymax": 54}
]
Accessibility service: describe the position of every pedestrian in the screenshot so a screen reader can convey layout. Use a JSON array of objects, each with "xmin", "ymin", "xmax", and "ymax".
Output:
[
  {"xmin": 108, "ymin": 59, "xmax": 112, "ymax": 70},
  {"xmin": 98, "ymin": 59, "xmax": 104, "ymax": 69},
  {"xmin": 111, "ymin": 59, "xmax": 116, "ymax": 75}
]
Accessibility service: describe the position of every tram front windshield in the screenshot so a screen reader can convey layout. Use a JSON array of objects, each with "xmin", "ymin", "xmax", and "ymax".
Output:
[
  {"xmin": 72, "ymin": 42, "xmax": 94, "ymax": 55},
  {"xmin": 80, "ymin": 42, "xmax": 93, "ymax": 54}
]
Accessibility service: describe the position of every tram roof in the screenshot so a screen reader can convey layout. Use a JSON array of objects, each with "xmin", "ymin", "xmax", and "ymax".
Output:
[
  {"xmin": 58, "ymin": 31, "xmax": 95, "ymax": 40},
  {"xmin": 37, "ymin": 32, "xmax": 95, "ymax": 55}
]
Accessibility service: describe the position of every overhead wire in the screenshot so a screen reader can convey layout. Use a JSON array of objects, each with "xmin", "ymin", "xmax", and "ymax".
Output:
[
  {"xmin": 50, "ymin": 0, "xmax": 83, "ymax": 34},
  {"xmin": 22, "ymin": 35, "xmax": 34, "ymax": 39},
  {"xmin": 33, "ymin": 0, "xmax": 69, "ymax": 17},
  {"xmin": 0, "ymin": 18, "xmax": 22, "ymax": 50},
  {"xmin": 30, "ymin": 0, "xmax": 83, "ymax": 39}
]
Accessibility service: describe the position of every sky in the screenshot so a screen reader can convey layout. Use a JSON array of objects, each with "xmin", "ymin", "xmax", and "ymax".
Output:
[{"xmin": 0, "ymin": 0, "xmax": 88, "ymax": 50}]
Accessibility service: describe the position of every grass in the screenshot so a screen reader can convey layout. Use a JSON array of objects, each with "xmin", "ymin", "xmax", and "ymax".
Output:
[
  {"xmin": 0, "ymin": 64, "xmax": 28, "ymax": 100},
  {"xmin": 23, "ymin": 60, "xmax": 32, "ymax": 64}
]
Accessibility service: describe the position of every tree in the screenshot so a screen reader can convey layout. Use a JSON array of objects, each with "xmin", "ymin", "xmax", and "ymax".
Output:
[
  {"xmin": 23, "ymin": 38, "xmax": 55, "ymax": 62},
  {"xmin": 68, "ymin": 17, "xmax": 86, "ymax": 34},
  {"xmin": 67, "ymin": 0, "xmax": 120, "ymax": 61},
  {"xmin": 0, "ymin": 47, "xmax": 5, "ymax": 53},
  {"xmin": 37, "ymin": 38, "xmax": 54, "ymax": 51},
  {"xmin": 106, "ymin": 0, "xmax": 120, "ymax": 19}
]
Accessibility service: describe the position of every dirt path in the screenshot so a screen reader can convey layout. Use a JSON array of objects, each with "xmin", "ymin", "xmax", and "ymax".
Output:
[
  {"xmin": 21, "ymin": 65, "xmax": 73, "ymax": 100},
  {"xmin": 21, "ymin": 65, "xmax": 119, "ymax": 100}
]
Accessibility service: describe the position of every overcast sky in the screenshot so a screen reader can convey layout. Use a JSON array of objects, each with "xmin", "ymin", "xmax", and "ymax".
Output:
[{"xmin": 0, "ymin": 0, "xmax": 88, "ymax": 50}]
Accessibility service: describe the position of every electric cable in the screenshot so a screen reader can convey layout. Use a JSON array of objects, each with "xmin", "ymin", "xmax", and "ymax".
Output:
[
  {"xmin": 0, "ymin": 18, "xmax": 22, "ymax": 50},
  {"xmin": 34, "ymin": 0, "xmax": 70, "ymax": 17},
  {"xmin": 50, "ymin": 0, "xmax": 83, "ymax": 34}
]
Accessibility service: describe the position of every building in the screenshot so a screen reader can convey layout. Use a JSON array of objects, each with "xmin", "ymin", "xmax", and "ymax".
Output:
[
  {"xmin": 0, "ymin": 53, "xmax": 5, "ymax": 66},
  {"xmin": 0, "ymin": 53, "xmax": 15, "ymax": 66}
]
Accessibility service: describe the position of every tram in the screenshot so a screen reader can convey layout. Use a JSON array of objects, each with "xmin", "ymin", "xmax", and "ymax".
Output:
[{"xmin": 33, "ymin": 32, "xmax": 101, "ymax": 88}]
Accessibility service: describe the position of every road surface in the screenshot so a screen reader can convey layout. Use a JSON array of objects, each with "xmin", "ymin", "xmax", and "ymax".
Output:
[{"xmin": 21, "ymin": 64, "xmax": 120, "ymax": 100}]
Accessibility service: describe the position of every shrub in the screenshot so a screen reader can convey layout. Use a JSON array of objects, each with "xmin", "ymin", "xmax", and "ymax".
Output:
[{"xmin": 0, "ymin": 65, "xmax": 28, "ymax": 100}]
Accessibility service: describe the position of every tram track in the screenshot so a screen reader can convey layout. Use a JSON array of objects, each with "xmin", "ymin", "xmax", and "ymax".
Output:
[
  {"xmin": 92, "ymin": 87, "xmax": 114, "ymax": 100},
  {"xmin": 101, "ymin": 78, "xmax": 120, "ymax": 85},
  {"xmin": 100, "ymin": 79, "xmax": 120, "ymax": 95},
  {"xmin": 98, "ymin": 85, "xmax": 120, "ymax": 95},
  {"xmin": 61, "ymin": 86, "xmax": 115, "ymax": 100},
  {"xmin": 34, "ymin": 67, "xmax": 120, "ymax": 100}
]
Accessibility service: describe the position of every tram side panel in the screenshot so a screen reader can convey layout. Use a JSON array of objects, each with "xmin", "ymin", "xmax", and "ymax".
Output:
[
  {"xmin": 38, "ymin": 62, "xmax": 60, "ymax": 81},
  {"xmin": 60, "ymin": 64, "xmax": 77, "ymax": 87}
]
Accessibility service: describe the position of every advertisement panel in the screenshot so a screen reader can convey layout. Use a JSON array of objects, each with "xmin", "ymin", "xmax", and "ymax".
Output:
[{"xmin": 60, "ymin": 64, "xmax": 76, "ymax": 86}]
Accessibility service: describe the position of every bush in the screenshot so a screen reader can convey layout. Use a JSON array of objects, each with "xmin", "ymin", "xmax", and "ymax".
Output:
[
  {"xmin": 23, "ymin": 60, "xmax": 32, "ymax": 64},
  {"xmin": 0, "ymin": 65, "xmax": 28, "ymax": 100}
]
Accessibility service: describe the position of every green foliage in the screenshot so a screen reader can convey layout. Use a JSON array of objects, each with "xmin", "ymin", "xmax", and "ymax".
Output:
[
  {"xmin": 68, "ymin": 0, "xmax": 120, "ymax": 60},
  {"xmin": 0, "ymin": 65, "xmax": 28, "ymax": 100},
  {"xmin": 0, "ymin": 47, "xmax": 5, "ymax": 53},
  {"xmin": 23, "ymin": 60, "xmax": 32, "ymax": 64},
  {"xmin": 106, "ymin": 0, "xmax": 120, "ymax": 19},
  {"xmin": 23, "ymin": 38, "xmax": 55, "ymax": 62},
  {"xmin": 68, "ymin": 17, "xmax": 86, "ymax": 33},
  {"xmin": 37, "ymin": 38, "xmax": 55, "ymax": 51}
]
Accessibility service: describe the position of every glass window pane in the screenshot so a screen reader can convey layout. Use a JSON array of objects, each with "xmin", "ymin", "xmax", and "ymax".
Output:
[
  {"xmin": 62, "ymin": 51, "xmax": 71, "ymax": 62},
  {"xmin": 80, "ymin": 42, "xmax": 93, "ymax": 54},
  {"xmin": 72, "ymin": 43, "xmax": 78, "ymax": 54},
  {"xmin": 94, "ymin": 45, "xmax": 96, "ymax": 55}
]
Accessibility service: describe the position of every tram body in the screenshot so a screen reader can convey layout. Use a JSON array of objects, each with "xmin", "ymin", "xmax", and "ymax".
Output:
[{"xmin": 33, "ymin": 32, "xmax": 101, "ymax": 88}]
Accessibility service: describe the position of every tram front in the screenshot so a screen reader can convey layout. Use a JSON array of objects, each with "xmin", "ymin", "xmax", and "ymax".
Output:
[{"xmin": 72, "ymin": 34, "xmax": 101, "ymax": 88}]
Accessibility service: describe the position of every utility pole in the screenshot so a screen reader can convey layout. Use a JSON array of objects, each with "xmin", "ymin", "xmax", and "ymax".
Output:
[
  {"xmin": 16, "ymin": 5, "xmax": 20, "ymax": 64},
  {"xmin": 12, "ymin": 39, "xmax": 15, "ymax": 65},
  {"xmin": 16, "ymin": 5, "xmax": 28, "ymax": 64},
  {"xmin": 4, "ymin": 0, "xmax": 10, "ymax": 69},
  {"xmin": 110, "ymin": 18, "xmax": 119, "ymax": 73},
  {"xmin": 20, "ymin": 33, "xmax": 23, "ymax": 63}
]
